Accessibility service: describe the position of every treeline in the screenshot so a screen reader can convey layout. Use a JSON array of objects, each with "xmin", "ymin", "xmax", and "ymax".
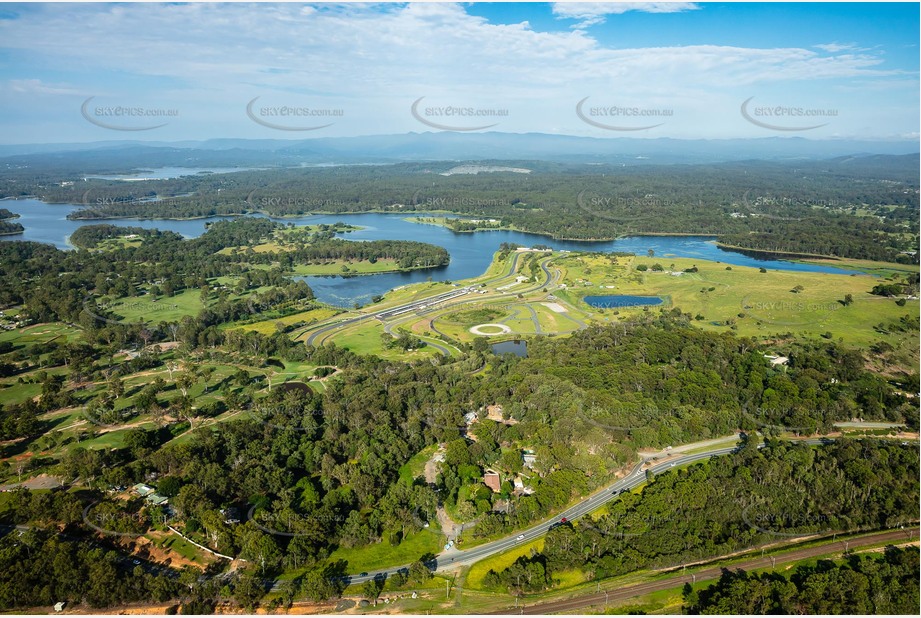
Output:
[
  {"xmin": 686, "ymin": 546, "xmax": 919, "ymax": 614},
  {"xmin": 481, "ymin": 439, "xmax": 919, "ymax": 594},
  {"xmin": 0, "ymin": 220, "xmax": 23, "ymax": 235},
  {"xmin": 442, "ymin": 316, "xmax": 917, "ymax": 539},
  {"xmin": 0, "ymin": 529, "xmax": 184, "ymax": 610},
  {"xmin": 0, "ymin": 310, "xmax": 917, "ymax": 609},
  {"xmin": 0, "ymin": 218, "xmax": 448, "ymax": 346},
  {"xmin": 17, "ymin": 157, "xmax": 917, "ymax": 262}
]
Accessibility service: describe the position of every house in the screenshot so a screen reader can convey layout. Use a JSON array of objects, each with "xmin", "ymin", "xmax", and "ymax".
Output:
[
  {"xmin": 54, "ymin": 602, "xmax": 66, "ymax": 612},
  {"xmin": 483, "ymin": 469, "xmax": 501, "ymax": 493},
  {"xmin": 522, "ymin": 450, "xmax": 537, "ymax": 469},
  {"xmin": 513, "ymin": 475, "xmax": 535, "ymax": 495},
  {"xmin": 492, "ymin": 498, "xmax": 511, "ymax": 513},
  {"xmin": 220, "ymin": 507, "xmax": 241, "ymax": 525},
  {"xmin": 463, "ymin": 411, "xmax": 478, "ymax": 425},
  {"xmin": 133, "ymin": 483, "xmax": 154, "ymax": 497},
  {"xmin": 763, "ymin": 354, "xmax": 789, "ymax": 366},
  {"xmin": 145, "ymin": 493, "xmax": 169, "ymax": 506}
]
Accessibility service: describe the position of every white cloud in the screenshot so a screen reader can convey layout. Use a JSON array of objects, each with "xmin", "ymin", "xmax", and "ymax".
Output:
[
  {"xmin": 0, "ymin": 3, "xmax": 913, "ymax": 141},
  {"xmin": 815, "ymin": 42, "xmax": 862, "ymax": 53},
  {"xmin": 6, "ymin": 78, "xmax": 81, "ymax": 96},
  {"xmin": 553, "ymin": 2, "xmax": 699, "ymax": 27}
]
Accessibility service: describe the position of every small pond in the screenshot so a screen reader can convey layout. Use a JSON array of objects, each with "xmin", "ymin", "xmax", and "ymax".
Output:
[
  {"xmin": 491, "ymin": 340, "xmax": 528, "ymax": 357},
  {"xmin": 582, "ymin": 295, "xmax": 664, "ymax": 309}
]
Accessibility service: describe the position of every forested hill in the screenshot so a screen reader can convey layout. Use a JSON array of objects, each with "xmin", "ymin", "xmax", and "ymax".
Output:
[
  {"xmin": 0, "ymin": 309, "xmax": 916, "ymax": 610},
  {"xmin": 0, "ymin": 218, "xmax": 449, "ymax": 326},
  {"xmin": 480, "ymin": 439, "xmax": 919, "ymax": 595},
  {"xmin": 11, "ymin": 155, "xmax": 916, "ymax": 263}
]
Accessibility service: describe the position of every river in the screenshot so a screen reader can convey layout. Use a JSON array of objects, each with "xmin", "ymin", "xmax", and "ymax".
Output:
[{"xmin": 0, "ymin": 198, "xmax": 861, "ymax": 307}]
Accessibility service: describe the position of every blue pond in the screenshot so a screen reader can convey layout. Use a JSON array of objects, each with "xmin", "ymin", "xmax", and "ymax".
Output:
[
  {"xmin": 582, "ymin": 295, "xmax": 664, "ymax": 309},
  {"xmin": 491, "ymin": 340, "xmax": 528, "ymax": 357}
]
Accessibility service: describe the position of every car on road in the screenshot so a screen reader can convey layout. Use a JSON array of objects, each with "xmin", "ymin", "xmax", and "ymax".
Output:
[
  {"xmin": 669, "ymin": 463, "xmax": 676, "ymax": 467},
  {"xmin": 516, "ymin": 534, "xmax": 525, "ymax": 541},
  {"xmin": 560, "ymin": 517, "xmax": 568, "ymax": 524},
  {"xmin": 359, "ymin": 572, "xmax": 368, "ymax": 577}
]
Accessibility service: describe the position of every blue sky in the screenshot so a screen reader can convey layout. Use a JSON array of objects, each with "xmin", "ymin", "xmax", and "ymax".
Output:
[{"xmin": 0, "ymin": 2, "xmax": 917, "ymax": 144}]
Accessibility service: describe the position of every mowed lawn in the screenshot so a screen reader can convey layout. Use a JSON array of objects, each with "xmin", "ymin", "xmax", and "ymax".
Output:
[
  {"xmin": 466, "ymin": 538, "xmax": 544, "ymax": 590},
  {"xmin": 327, "ymin": 528, "xmax": 445, "ymax": 573},
  {"xmin": 324, "ymin": 322, "xmax": 441, "ymax": 360},
  {"xmin": 289, "ymin": 258, "xmax": 412, "ymax": 275},
  {"xmin": 0, "ymin": 322, "xmax": 82, "ymax": 348},
  {"xmin": 234, "ymin": 306, "xmax": 341, "ymax": 335},
  {"xmin": 103, "ymin": 288, "xmax": 204, "ymax": 323},
  {"xmin": 558, "ymin": 255, "xmax": 919, "ymax": 349}
]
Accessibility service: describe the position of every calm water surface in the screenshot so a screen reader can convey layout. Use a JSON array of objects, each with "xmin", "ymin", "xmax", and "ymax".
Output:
[
  {"xmin": 583, "ymin": 295, "xmax": 664, "ymax": 309},
  {"xmin": 0, "ymin": 199, "xmax": 862, "ymax": 307},
  {"xmin": 491, "ymin": 340, "xmax": 528, "ymax": 357}
]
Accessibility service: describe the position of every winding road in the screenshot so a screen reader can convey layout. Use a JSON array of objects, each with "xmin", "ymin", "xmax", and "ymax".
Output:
[
  {"xmin": 309, "ymin": 435, "xmax": 860, "ymax": 590},
  {"xmin": 299, "ymin": 252, "xmax": 559, "ymax": 352}
]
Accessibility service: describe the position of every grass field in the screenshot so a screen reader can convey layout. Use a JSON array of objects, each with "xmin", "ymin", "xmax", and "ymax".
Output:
[
  {"xmin": 466, "ymin": 538, "xmax": 544, "ymax": 590},
  {"xmin": 327, "ymin": 528, "xmax": 446, "ymax": 573},
  {"xmin": 555, "ymin": 253, "xmax": 920, "ymax": 353},
  {"xmin": 234, "ymin": 306, "xmax": 341, "ymax": 335},
  {"xmin": 309, "ymin": 320, "xmax": 442, "ymax": 361},
  {"xmin": 399, "ymin": 445, "xmax": 437, "ymax": 485},
  {"xmin": 103, "ymin": 288, "xmax": 205, "ymax": 324},
  {"xmin": 0, "ymin": 322, "xmax": 82, "ymax": 349},
  {"xmin": 289, "ymin": 258, "xmax": 415, "ymax": 275}
]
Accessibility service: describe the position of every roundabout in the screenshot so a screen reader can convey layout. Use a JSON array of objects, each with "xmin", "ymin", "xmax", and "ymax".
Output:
[{"xmin": 469, "ymin": 323, "xmax": 513, "ymax": 336}]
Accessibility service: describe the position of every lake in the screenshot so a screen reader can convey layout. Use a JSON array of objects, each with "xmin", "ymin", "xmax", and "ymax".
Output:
[
  {"xmin": 86, "ymin": 167, "xmax": 263, "ymax": 181},
  {"xmin": 491, "ymin": 340, "xmax": 528, "ymax": 357},
  {"xmin": 0, "ymin": 198, "xmax": 863, "ymax": 307},
  {"xmin": 583, "ymin": 295, "xmax": 664, "ymax": 309}
]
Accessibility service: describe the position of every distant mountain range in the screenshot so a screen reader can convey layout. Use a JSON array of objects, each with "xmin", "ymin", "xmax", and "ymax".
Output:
[{"xmin": 1, "ymin": 132, "xmax": 918, "ymax": 168}]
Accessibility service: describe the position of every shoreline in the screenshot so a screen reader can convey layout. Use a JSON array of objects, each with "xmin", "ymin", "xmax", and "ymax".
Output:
[
  {"xmin": 714, "ymin": 241, "xmax": 843, "ymax": 261},
  {"xmin": 6, "ymin": 197, "xmax": 913, "ymax": 271}
]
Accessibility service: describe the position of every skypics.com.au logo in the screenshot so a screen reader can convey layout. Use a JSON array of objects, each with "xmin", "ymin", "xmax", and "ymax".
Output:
[
  {"xmin": 81, "ymin": 97, "xmax": 178, "ymax": 131},
  {"xmin": 740, "ymin": 97, "xmax": 837, "ymax": 132},
  {"xmin": 410, "ymin": 97, "xmax": 508, "ymax": 132},
  {"xmin": 246, "ymin": 97, "xmax": 343, "ymax": 131},
  {"xmin": 576, "ymin": 97, "xmax": 672, "ymax": 131}
]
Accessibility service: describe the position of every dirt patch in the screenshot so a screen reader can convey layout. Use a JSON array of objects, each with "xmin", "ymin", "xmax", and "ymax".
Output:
[
  {"xmin": 129, "ymin": 532, "xmax": 212, "ymax": 570},
  {"xmin": 542, "ymin": 302, "xmax": 567, "ymax": 313},
  {"xmin": 0, "ymin": 473, "xmax": 64, "ymax": 491}
]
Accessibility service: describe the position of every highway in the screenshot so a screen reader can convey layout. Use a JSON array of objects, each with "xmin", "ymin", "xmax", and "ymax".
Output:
[
  {"xmin": 300, "ymin": 251, "xmax": 560, "ymax": 351},
  {"xmin": 312, "ymin": 435, "xmax": 869, "ymax": 590},
  {"xmin": 322, "ymin": 439, "xmax": 745, "ymax": 588},
  {"xmin": 299, "ymin": 251, "xmax": 526, "ymax": 348}
]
